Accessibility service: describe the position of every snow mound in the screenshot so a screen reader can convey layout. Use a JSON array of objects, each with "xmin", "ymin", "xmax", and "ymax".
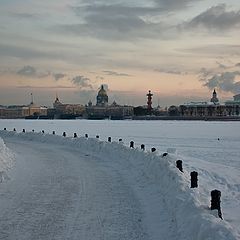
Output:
[
  {"xmin": 0, "ymin": 137, "xmax": 15, "ymax": 182},
  {"xmin": 0, "ymin": 130, "xmax": 237, "ymax": 240}
]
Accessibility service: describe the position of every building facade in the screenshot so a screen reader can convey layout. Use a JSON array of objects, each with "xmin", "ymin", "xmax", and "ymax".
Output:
[{"xmin": 179, "ymin": 90, "xmax": 240, "ymax": 117}]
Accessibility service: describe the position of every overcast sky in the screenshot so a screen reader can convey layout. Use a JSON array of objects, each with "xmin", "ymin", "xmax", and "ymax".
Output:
[{"xmin": 1, "ymin": 0, "xmax": 240, "ymax": 107}]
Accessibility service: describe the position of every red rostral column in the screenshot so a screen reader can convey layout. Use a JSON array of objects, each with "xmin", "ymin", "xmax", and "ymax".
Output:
[{"xmin": 147, "ymin": 90, "xmax": 153, "ymax": 110}]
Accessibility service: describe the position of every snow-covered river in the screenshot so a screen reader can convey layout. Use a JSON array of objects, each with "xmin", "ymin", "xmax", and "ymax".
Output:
[{"xmin": 0, "ymin": 119, "xmax": 240, "ymax": 239}]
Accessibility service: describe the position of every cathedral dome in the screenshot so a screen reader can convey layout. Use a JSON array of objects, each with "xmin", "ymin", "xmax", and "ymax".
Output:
[
  {"xmin": 98, "ymin": 85, "xmax": 107, "ymax": 96},
  {"xmin": 96, "ymin": 85, "xmax": 108, "ymax": 106}
]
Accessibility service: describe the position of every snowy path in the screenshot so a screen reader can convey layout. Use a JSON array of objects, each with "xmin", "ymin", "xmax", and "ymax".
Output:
[
  {"xmin": 0, "ymin": 139, "xmax": 147, "ymax": 240},
  {"xmin": 0, "ymin": 132, "xmax": 238, "ymax": 240}
]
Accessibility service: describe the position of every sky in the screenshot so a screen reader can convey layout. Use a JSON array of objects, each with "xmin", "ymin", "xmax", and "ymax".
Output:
[{"xmin": 0, "ymin": 0, "xmax": 240, "ymax": 107}]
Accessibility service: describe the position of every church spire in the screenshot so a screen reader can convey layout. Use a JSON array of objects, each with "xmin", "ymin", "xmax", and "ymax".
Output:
[{"xmin": 210, "ymin": 88, "xmax": 219, "ymax": 104}]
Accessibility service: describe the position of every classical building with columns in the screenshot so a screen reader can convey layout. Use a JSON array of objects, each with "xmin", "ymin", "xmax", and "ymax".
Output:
[{"xmin": 179, "ymin": 90, "xmax": 240, "ymax": 117}]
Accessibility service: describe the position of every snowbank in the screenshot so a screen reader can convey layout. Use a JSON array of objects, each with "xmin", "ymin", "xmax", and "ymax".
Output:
[
  {"xmin": 0, "ymin": 130, "xmax": 237, "ymax": 240},
  {"xmin": 0, "ymin": 136, "xmax": 15, "ymax": 182}
]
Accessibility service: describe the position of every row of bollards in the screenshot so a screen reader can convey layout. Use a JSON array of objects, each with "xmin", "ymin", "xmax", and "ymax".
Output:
[
  {"xmin": 3, "ymin": 127, "xmax": 223, "ymax": 219},
  {"xmin": 175, "ymin": 158, "xmax": 222, "ymax": 219}
]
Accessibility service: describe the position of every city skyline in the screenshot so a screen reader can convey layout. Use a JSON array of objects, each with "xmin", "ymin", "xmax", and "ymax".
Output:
[{"xmin": 1, "ymin": 0, "xmax": 240, "ymax": 106}]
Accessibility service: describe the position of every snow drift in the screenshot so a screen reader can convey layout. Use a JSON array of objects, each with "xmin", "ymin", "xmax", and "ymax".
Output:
[
  {"xmin": 0, "ymin": 136, "xmax": 14, "ymax": 182},
  {"xmin": 0, "ymin": 130, "xmax": 237, "ymax": 240}
]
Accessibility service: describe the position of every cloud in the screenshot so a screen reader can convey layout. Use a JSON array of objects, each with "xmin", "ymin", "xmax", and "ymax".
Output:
[
  {"xmin": 53, "ymin": 73, "xmax": 66, "ymax": 81},
  {"xmin": 103, "ymin": 70, "xmax": 131, "ymax": 77},
  {"xmin": 179, "ymin": 44, "xmax": 240, "ymax": 57},
  {"xmin": 154, "ymin": 0, "xmax": 202, "ymax": 11},
  {"xmin": 71, "ymin": 76, "xmax": 93, "ymax": 89},
  {"xmin": 17, "ymin": 66, "xmax": 36, "ymax": 77},
  {"xmin": 200, "ymin": 71, "xmax": 240, "ymax": 94},
  {"xmin": 10, "ymin": 12, "xmax": 38, "ymax": 19},
  {"xmin": 96, "ymin": 75, "xmax": 104, "ymax": 80},
  {"xmin": 17, "ymin": 85, "xmax": 75, "ymax": 89},
  {"xmin": 0, "ymin": 43, "xmax": 61, "ymax": 60},
  {"xmin": 54, "ymin": 2, "xmax": 174, "ymax": 40},
  {"xmin": 182, "ymin": 4, "xmax": 240, "ymax": 31},
  {"xmin": 16, "ymin": 66, "xmax": 50, "ymax": 78},
  {"xmin": 216, "ymin": 61, "xmax": 227, "ymax": 69},
  {"xmin": 154, "ymin": 68, "xmax": 182, "ymax": 75}
]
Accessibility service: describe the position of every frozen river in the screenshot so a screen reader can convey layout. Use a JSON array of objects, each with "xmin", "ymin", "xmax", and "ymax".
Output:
[{"xmin": 1, "ymin": 119, "xmax": 240, "ymax": 168}]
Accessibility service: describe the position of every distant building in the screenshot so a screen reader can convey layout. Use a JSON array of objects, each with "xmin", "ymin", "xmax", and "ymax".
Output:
[
  {"xmin": 0, "ymin": 94, "xmax": 47, "ymax": 119},
  {"xmin": 224, "ymin": 93, "xmax": 240, "ymax": 116},
  {"xmin": 86, "ymin": 85, "xmax": 133, "ymax": 119},
  {"xmin": 179, "ymin": 90, "xmax": 240, "ymax": 117},
  {"xmin": 52, "ymin": 94, "xmax": 85, "ymax": 119},
  {"xmin": 0, "ymin": 106, "xmax": 23, "ymax": 119},
  {"xmin": 233, "ymin": 94, "xmax": 240, "ymax": 101},
  {"xmin": 22, "ymin": 102, "xmax": 47, "ymax": 118}
]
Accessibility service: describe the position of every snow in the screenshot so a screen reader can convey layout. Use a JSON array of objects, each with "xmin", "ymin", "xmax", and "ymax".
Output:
[{"xmin": 0, "ymin": 119, "xmax": 240, "ymax": 239}]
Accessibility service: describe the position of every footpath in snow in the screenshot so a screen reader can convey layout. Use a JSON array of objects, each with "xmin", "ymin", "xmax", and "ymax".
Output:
[{"xmin": 0, "ymin": 130, "xmax": 238, "ymax": 240}]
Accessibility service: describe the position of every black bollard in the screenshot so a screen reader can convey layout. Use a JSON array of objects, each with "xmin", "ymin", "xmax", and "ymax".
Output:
[
  {"xmin": 211, "ymin": 190, "xmax": 223, "ymax": 219},
  {"xmin": 63, "ymin": 132, "xmax": 66, "ymax": 137},
  {"xmin": 85, "ymin": 134, "xmax": 88, "ymax": 138},
  {"xmin": 96, "ymin": 135, "xmax": 99, "ymax": 139},
  {"xmin": 119, "ymin": 138, "xmax": 123, "ymax": 142},
  {"xmin": 32, "ymin": 129, "xmax": 35, "ymax": 132},
  {"xmin": 162, "ymin": 152, "xmax": 168, "ymax": 157},
  {"xmin": 74, "ymin": 133, "xmax": 77, "ymax": 138},
  {"xmin": 4, "ymin": 128, "xmax": 7, "ymax": 130},
  {"xmin": 130, "ymin": 141, "xmax": 134, "ymax": 148},
  {"xmin": 42, "ymin": 130, "xmax": 45, "ymax": 134},
  {"xmin": 52, "ymin": 131, "xmax": 55, "ymax": 135},
  {"xmin": 151, "ymin": 147, "xmax": 156, "ymax": 152},
  {"xmin": 13, "ymin": 128, "xmax": 16, "ymax": 132},
  {"xmin": 108, "ymin": 137, "xmax": 111, "ymax": 142},
  {"xmin": 141, "ymin": 144, "xmax": 145, "ymax": 151},
  {"xmin": 22, "ymin": 129, "xmax": 25, "ymax": 133},
  {"xmin": 176, "ymin": 160, "xmax": 183, "ymax": 172},
  {"xmin": 190, "ymin": 171, "xmax": 198, "ymax": 188}
]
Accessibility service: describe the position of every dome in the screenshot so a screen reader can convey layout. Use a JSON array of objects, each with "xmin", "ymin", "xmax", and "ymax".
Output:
[
  {"xmin": 98, "ymin": 85, "xmax": 107, "ymax": 96},
  {"xmin": 96, "ymin": 85, "xmax": 108, "ymax": 106}
]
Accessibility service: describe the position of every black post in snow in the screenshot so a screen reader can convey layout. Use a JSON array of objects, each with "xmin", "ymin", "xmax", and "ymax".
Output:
[
  {"xmin": 119, "ymin": 138, "xmax": 123, "ymax": 142},
  {"xmin": 190, "ymin": 171, "xmax": 198, "ymax": 188},
  {"xmin": 52, "ymin": 131, "xmax": 55, "ymax": 135},
  {"xmin": 74, "ymin": 133, "xmax": 77, "ymax": 138},
  {"xmin": 22, "ymin": 129, "xmax": 25, "ymax": 133},
  {"xmin": 63, "ymin": 132, "xmax": 66, "ymax": 137},
  {"xmin": 3, "ymin": 128, "xmax": 6, "ymax": 130},
  {"xmin": 141, "ymin": 144, "xmax": 145, "ymax": 151},
  {"xmin": 151, "ymin": 147, "xmax": 156, "ymax": 152},
  {"xmin": 96, "ymin": 135, "xmax": 99, "ymax": 139},
  {"xmin": 85, "ymin": 134, "xmax": 88, "ymax": 138},
  {"xmin": 108, "ymin": 137, "xmax": 111, "ymax": 142},
  {"xmin": 32, "ymin": 129, "xmax": 35, "ymax": 132},
  {"xmin": 176, "ymin": 160, "xmax": 183, "ymax": 172},
  {"xmin": 42, "ymin": 130, "xmax": 45, "ymax": 134},
  {"xmin": 130, "ymin": 141, "xmax": 134, "ymax": 148},
  {"xmin": 211, "ymin": 190, "xmax": 223, "ymax": 219},
  {"xmin": 13, "ymin": 128, "xmax": 16, "ymax": 132}
]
